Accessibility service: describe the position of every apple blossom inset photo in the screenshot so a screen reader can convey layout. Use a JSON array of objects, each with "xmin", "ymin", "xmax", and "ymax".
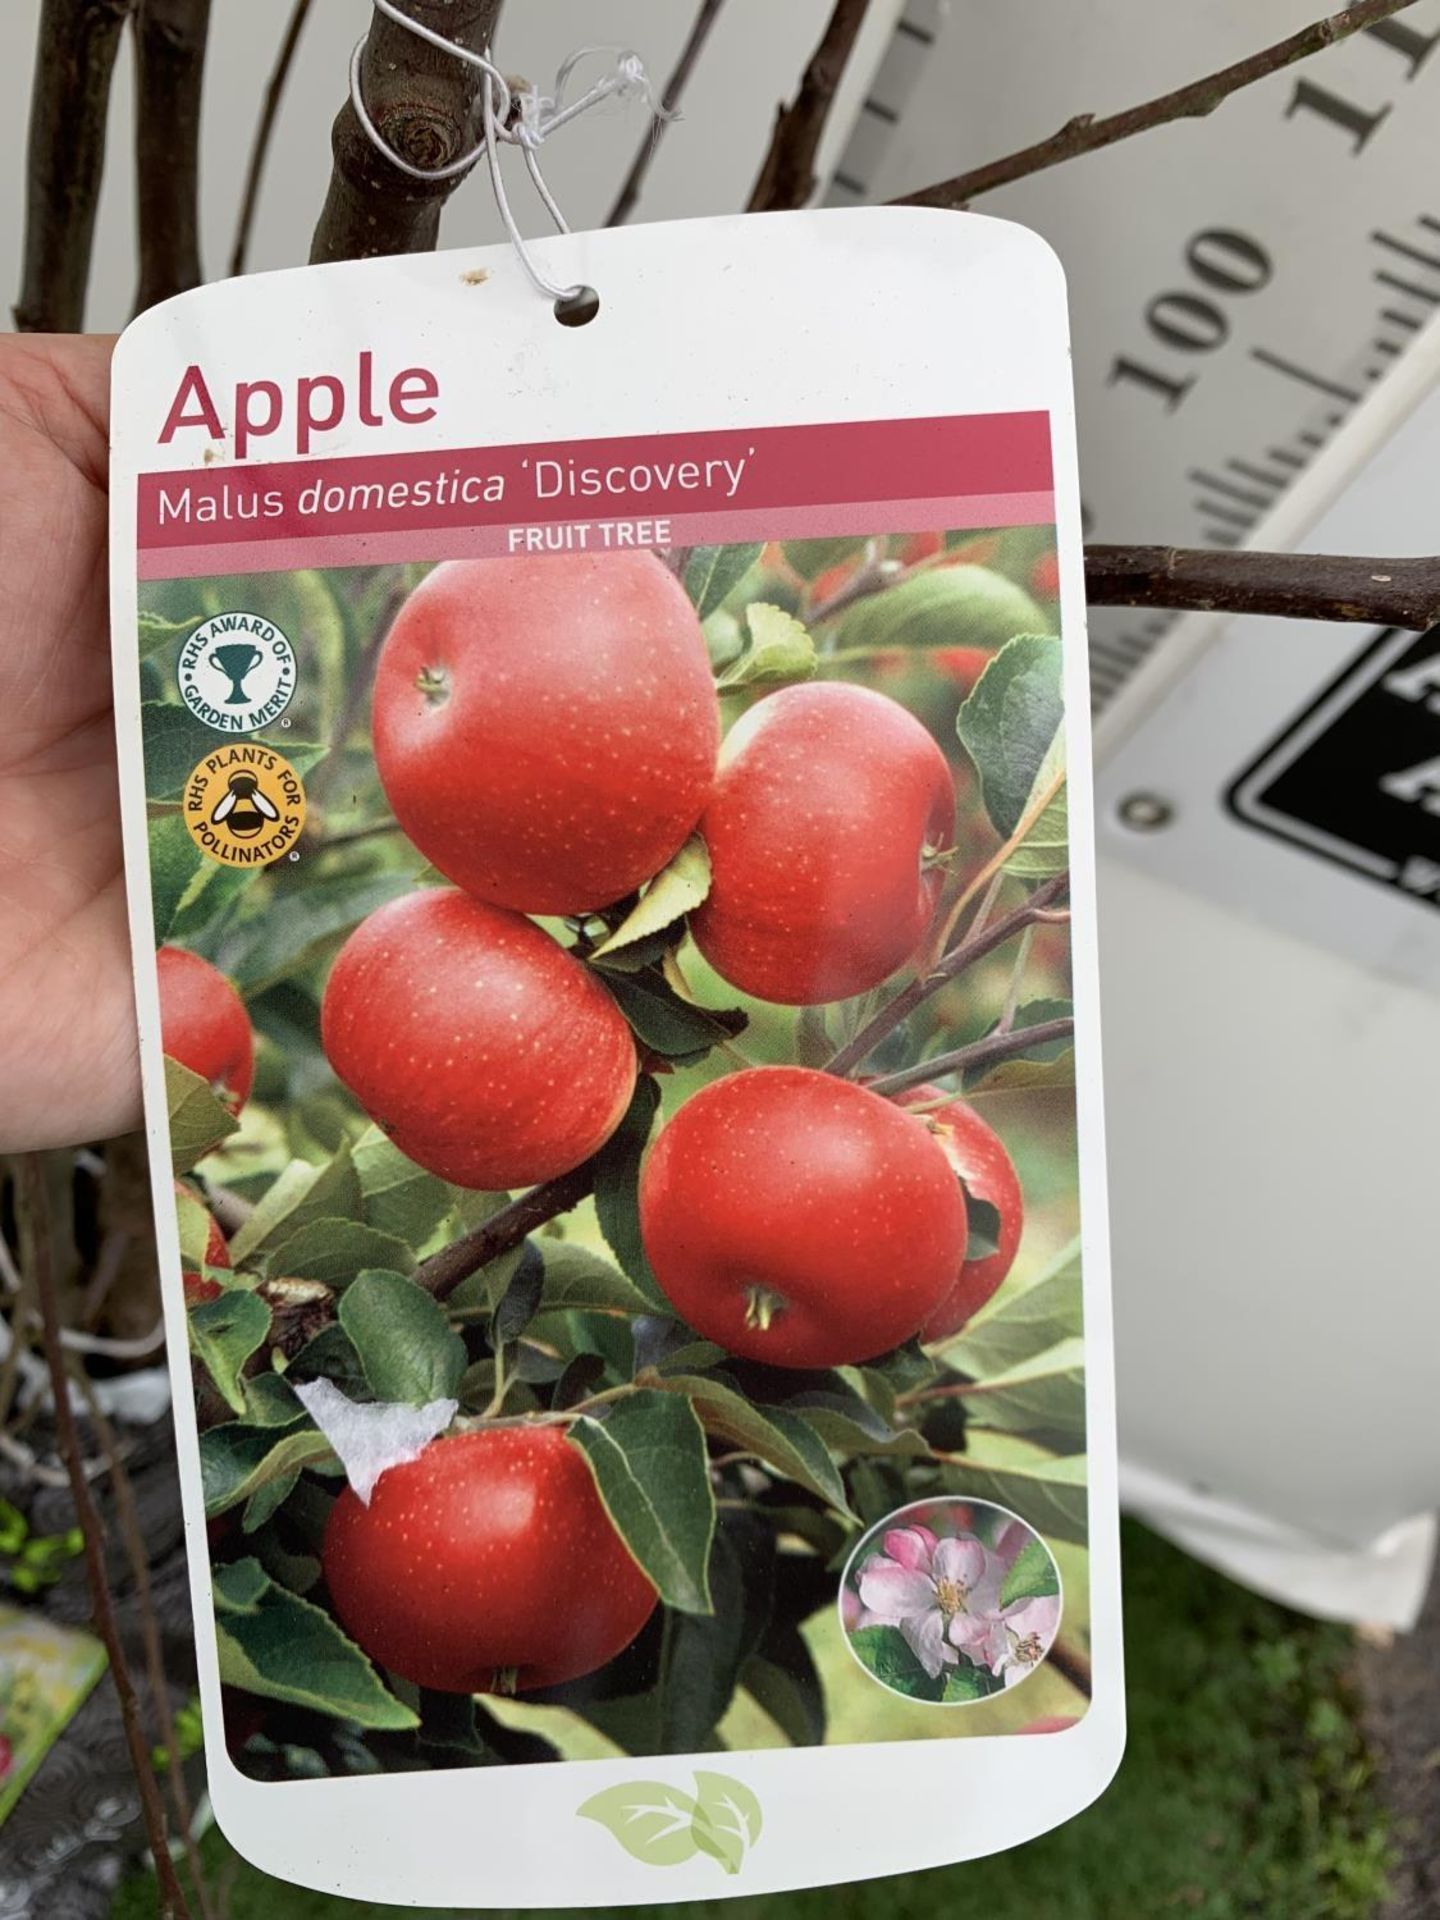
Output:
[{"xmin": 839, "ymin": 1498, "xmax": 1062, "ymax": 1705}]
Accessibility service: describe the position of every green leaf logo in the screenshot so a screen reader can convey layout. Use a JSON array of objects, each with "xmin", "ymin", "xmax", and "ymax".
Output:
[{"xmin": 578, "ymin": 1770, "xmax": 763, "ymax": 1875}]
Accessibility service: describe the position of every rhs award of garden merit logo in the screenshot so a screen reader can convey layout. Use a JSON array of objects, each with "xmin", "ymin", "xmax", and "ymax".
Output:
[
  {"xmin": 110, "ymin": 211, "xmax": 1121, "ymax": 1907},
  {"xmin": 178, "ymin": 610, "xmax": 297, "ymax": 734}
]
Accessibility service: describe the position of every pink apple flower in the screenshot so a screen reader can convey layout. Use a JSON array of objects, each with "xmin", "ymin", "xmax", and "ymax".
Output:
[{"xmin": 856, "ymin": 1529, "xmax": 1002, "ymax": 1679}]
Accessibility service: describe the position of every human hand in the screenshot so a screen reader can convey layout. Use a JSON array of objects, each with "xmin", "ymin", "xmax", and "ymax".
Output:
[{"xmin": 0, "ymin": 334, "xmax": 140, "ymax": 1150}]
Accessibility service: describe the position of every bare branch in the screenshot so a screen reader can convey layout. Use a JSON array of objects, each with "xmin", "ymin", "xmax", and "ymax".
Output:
[
  {"xmin": 15, "ymin": 0, "xmax": 135, "ymax": 331},
  {"xmin": 16, "ymin": 1157, "xmax": 193, "ymax": 1920},
  {"xmin": 230, "ymin": 0, "xmax": 314, "ymax": 277},
  {"xmin": 868, "ymin": 1016, "xmax": 1075, "ymax": 1100},
  {"xmin": 132, "ymin": 0, "xmax": 212, "ymax": 315},
  {"xmin": 825, "ymin": 873, "xmax": 1071, "ymax": 1080},
  {"xmin": 607, "ymin": 0, "xmax": 727, "ymax": 227},
  {"xmin": 310, "ymin": 0, "xmax": 505, "ymax": 265},
  {"xmin": 747, "ymin": 0, "xmax": 875, "ymax": 213},
  {"xmin": 898, "ymin": 0, "xmax": 1420, "ymax": 210},
  {"xmin": 1085, "ymin": 544, "xmax": 1440, "ymax": 628},
  {"xmin": 415, "ymin": 1162, "xmax": 595, "ymax": 1302}
]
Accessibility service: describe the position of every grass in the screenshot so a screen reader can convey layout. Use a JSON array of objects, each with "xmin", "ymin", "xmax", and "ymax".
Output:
[{"xmin": 112, "ymin": 1522, "xmax": 1393, "ymax": 1920}]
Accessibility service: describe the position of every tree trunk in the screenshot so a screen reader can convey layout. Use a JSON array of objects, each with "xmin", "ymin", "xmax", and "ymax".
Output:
[{"xmin": 310, "ymin": 0, "xmax": 505, "ymax": 265}]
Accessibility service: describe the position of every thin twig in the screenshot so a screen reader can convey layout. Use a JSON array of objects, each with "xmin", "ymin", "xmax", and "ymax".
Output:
[
  {"xmin": 17, "ymin": 1158, "xmax": 193, "ymax": 1920},
  {"xmin": 868, "ymin": 1016, "xmax": 1075, "ymax": 1100},
  {"xmin": 132, "ymin": 0, "xmax": 213, "ymax": 315},
  {"xmin": 747, "ymin": 0, "xmax": 875, "ymax": 212},
  {"xmin": 230, "ymin": 0, "xmax": 314, "ymax": 276},
  {"xmin": 1085, "ymin": 544, "xmax": 1440, "ymax": 629},
  {"xmin": 81, "ymin": 1380, "xmax": 216, "ymax": 1920},
  {"xmin": 1045, "ymin": 1634, "xmax": 1093, "ymax": 1700},
  {"xmin": 414, "ymin": 1163, "xmax": 595, "ymax": 1301},
  {"xmin": 15, "ymin": 0, "xmax": 135, "ymax": 330},
  {"xmin": 824, "ymin": 873, "xmax": 1070, "ymax": 1079},
  {"xmin": 606, "ymin": 0, "xmax": 727, "ymax": 226},
  {"xmin": 310, "ymin": 0, "xmax": 505, "ymax": 264},
  {"xmin": 898, "ymin": 0, "xmax": 1420, "ymax": 209}
]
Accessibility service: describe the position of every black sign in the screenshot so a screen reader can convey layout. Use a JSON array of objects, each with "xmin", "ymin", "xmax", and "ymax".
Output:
[{"xmin": 1227, "ymin": 627, "xmax": 1440, "ymax": 905}]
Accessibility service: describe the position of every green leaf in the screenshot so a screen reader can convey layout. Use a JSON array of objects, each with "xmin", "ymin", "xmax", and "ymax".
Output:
[
  {"xmin": 742, "ymin": 1626, "xmax": 825, "ymax": 1746},
  {"xmin": 337, "ymin": 1270, "xmax": 466, "ymax": 1405},
  {"xmin": 353, "ymin": 1128, "xmax": 454, "ymax": 1246},
  {"xmin": 962, "ymin": 998, "xmax": 1075, "ymax": 1093},
  {"xmin": 591, "ymin": 839, "xmax": 711, "ymax": 961},
  {"xmin": 536, "ymin": 1240, "xmax": 653, "ymax": 1317},
  {"xmin": 188, "ymin": 1289, "xmax": 272, "ymax": 1414},
  {"xmin": 143, "ymin": 701, "xmax": 223, "ymax": 801},
  {"xmin": 936, "ymin": 1435, "xmax": 1088, "ymax": 1544},
  {"xmin": 200, "ymin": 1420, "xmax": 335, "ymax": 1518},
  {"xmin": 784, "ymin": 536, "xmax": 867, "ymax": 581},
  {"xmin": 569, "ymin": 1390, "xmax": 715, "ymax": 1614},
  {"xmin": 263, "ymin": 1219, "xmax": 414, "ymax": 1287},
  {"xmin": 224, "ymin": 874, "xmax": 411, "ymax": 997},
  {"xmin": 165, "ymin": 1057, "xmax": 240, "ymax": 1174},
  {"xmin": 593, "ymin": 1078, "xmax": 666, "ymax": 1305},
  {"xmin": 138, "ymin": 607, "xmax": 198, "ymax": 660},
  {"xmin": 786, "ymin": 1395, "xmax": 931, "ymax": 1460},
  {"xmin": 957, "ymin": 633, "xmax": 1065, "ymax": 841},
  {"xmin": 1005, "ymin": 728, "xmax": 1068, "ymax": 878},
  {"xmin": 691, "ymin": 1771, "xmax": 763, "ymax": 1875},
  {"xmin": 942, "ymin": 1662, "xmax": 1003, "ymax": 1703},
  {"xmin": 656, "ymin": 1374, "xmax": 852, "ymax": 1516},
  {"xmin": 946, "ymin": 1238, "xmax": 1083, "ymax": 1375},
  {"xmin": 715, "ymin": 603, "xmax": 816, "ymax": 692},
  {"xmin": 684, "ymin": 543, "xmax": 763, "ymax": 621},
  {"xmin": 229, "ymin": 1150, "xmax": 362, "ymax": 1268},
  {"xmin": 173, "ymin": 1182, "xmax": 215, "ymax": 1277},
  {"xmin": 490, "ymin": 1249, "xmax": 546, "ymax": 1349},
  {"xmin": 577, "ymin": 1780, "xmax": 700, "ymax": 1868},
  {"xmin": 839, "ymin": 564, "xmax": 1046, "ymax": 655},
  {"xmin": 600, "ymin": 968, "xmax": 747, "ymax": 1065},
  {"xmin": 962, "ymin": 1336, "xmax": 1086, "ymax": 1440},
  {"xmin": 149, "ymin": 815, "xmax": 205, "ymax": 942},
  {"xmin": 1000, "ymin": 1538, "xmax": 1061, "ymax": 1608},
  {"xmin": 847, "ymin": 1624, "xmax": 942, "ymax": 1700},
  {"xmin": 213, "ymin": 1556, "xmax": 417, "ymax": 1730}
]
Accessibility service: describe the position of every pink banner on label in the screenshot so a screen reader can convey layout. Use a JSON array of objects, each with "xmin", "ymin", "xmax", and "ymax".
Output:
[{"xmin": 136, "ymin": 413, "xmax": 1053, "ymax": 578}]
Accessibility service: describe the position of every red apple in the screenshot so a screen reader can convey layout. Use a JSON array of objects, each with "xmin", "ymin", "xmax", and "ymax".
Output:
[
  {"xmin": 639, "ymin": 1067, "xmax": 967, "ymax": 1368},
  {"xmin": 177, "ymin": 1180, "xmax": 230, "ymax": 1306},
  {"xmin": 322, "ymin": 889, "xmax": 636, "ymax": 1188},
  {"xmin": 690, "ymin": 683, "xmax": 955, "ymax": 1005},
  {"xmin": 1030, "ymin": 550, "xmax": 1061, "ymax": 600},
  {"xmin": 322, "ymin": 1427, "xmax": 657, "ymax": 1693},
  {"xmin": 157, "ymin": 946, "xmax": 254, "ymax": 1110},
  {"xmin": 372, "ymin": 552, "xmax": 720, "ymax": 913},
  {"xmin": 895, "ymin": 1088, "xmax": 1024, "ymax": 1342}
]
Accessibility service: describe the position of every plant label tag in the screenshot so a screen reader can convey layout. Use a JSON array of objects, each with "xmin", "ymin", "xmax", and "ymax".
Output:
[{"xmin": 110, "ymin": 208, "xmax": 1121, "ymax": 1906}]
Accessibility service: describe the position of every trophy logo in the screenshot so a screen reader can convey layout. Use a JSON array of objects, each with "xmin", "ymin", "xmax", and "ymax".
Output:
[{"xmin": 177, "ymin": 612, "xmax": 296, "ymax": 734}]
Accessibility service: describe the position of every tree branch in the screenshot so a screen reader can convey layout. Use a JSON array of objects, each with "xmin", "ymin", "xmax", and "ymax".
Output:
[
  {"xmin": 868, "ymin": 1016, "xmax": 1075, "ymax": 1100},
  {"xmin": 230, "ymin": 0, "xmax": 314, "ymax": 277},
  {"xmin": 1085, "ymin": 544, "xmax": 1440, "ymax": 628},
  {"xmin": 747, "ymin": 0, "xmax": 875, "ymax": 212},
  {"xmin": 898, "ymin": 0, "xmax": 1420, "ymax": 210},
  {"xmin": 310, "ymin": 0, "xmax": 505, "ymax": 265},
  {"xmin": 15, "ymin": 0, "xmax": 135, "ymax": 331},
  {"xmin": 17, "ymin": 1157, "xmax": 193, "ymax": 1920},
  {"xmin": 415, "ymin": 1162, "xmax": 595, "ymax": 1302},
  {"xmin": 132, "ymin": 0, "xmax": 212, "ymax": 315},
  {"xmin": 825, "ymin": 873, "xmax": 1071, "ymax": 1079},
  {"xmin": 607, "ymin": 0, "xmax": 726, "ymax": 227}
]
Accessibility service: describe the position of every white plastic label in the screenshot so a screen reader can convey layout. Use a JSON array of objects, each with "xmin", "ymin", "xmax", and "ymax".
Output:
[{"xmin": 110, "ymin": 208, "xmax": 1121, "ymax": 1906}]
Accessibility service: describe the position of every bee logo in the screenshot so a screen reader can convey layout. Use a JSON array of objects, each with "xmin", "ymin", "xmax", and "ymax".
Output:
[
  {"xmin": 182, "ymin": 746, "xmax": 306, "ymax": 868},
  {"xmin": 209, "ymin": 769, "xmax": 281, "ymax": 840}
]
